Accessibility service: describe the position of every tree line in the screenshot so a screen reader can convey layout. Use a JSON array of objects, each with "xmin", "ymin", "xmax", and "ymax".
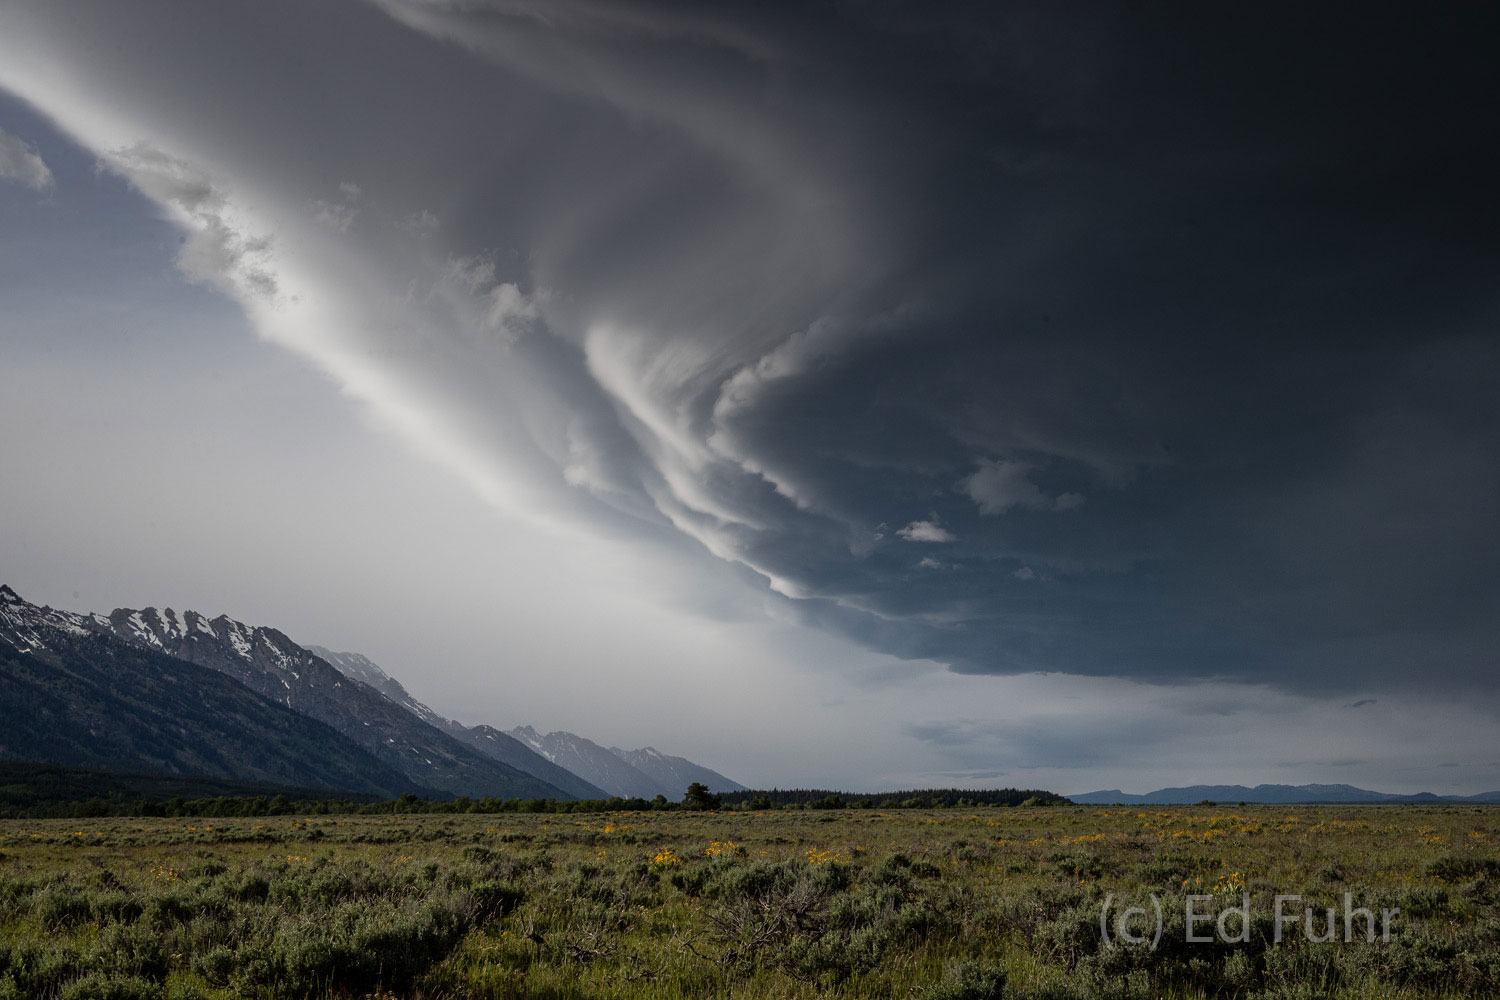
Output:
[
  {"xmin": 719, "ymin": 787, "xmax": 1068, "ymax": 809},
  {"xmin": 1, "ymin": 783, "xmax": 1068, "ymax": 820}
]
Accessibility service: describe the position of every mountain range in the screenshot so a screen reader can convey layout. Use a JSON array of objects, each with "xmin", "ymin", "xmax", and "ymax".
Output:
[
  {"xmin": 612, "ymin": 745, "xmax": 747, "ymax": 799},
  {"xmin": 506, "ymin": 726, "xmax": 746, "ymax": 800},
  {"xmin": 0, "ymin": 585, "xmax": 416, "ymax": 796},
  {"xmin": 0, "ymin": 585, "xmax": 745, "ymax": 802},
  {"xmin": 11, "ymin": 582, "xmax": 1497, "ymax": 807},
  {"xmin": 308, "ymin": 648, "xmax": 746, "ymax": 799},
  {"xmin": 306, "ymin": 646, "xmax": 608, "ymax": 800},
  {"xmin": 88, "ymin": 606, "xmax": 563, "ymax": 800},
  {"xmin": 1068, "ymin": 783, "xmax": 1500, "ymax": 805}
]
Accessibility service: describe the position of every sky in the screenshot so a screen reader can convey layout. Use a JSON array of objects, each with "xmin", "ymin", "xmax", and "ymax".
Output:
[{"xmin": 1, "ymin": 1, "xmax": 1497, "ymax": 795}]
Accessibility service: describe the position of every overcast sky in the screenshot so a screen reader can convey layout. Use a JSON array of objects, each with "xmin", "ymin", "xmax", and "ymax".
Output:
[{"xmin": 1, "ymin": 2, "xmax": 1497, "ymax": 795}]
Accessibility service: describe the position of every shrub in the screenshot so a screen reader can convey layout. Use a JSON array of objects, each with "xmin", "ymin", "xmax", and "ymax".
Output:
[
  {"xmin": 90, "ymin": 923, "xmax": 168, "ymax": 983},
  {"xmin": 1035, "ymin": 904, "xmax": 1102, "ymax": 968},
  {"xmin": 469, "ymin": 878, "xmax": 524, "ymax": 920},
  {"xmin": 0, "ymin": 940, "xmax": 87, "ymax": 997},
  {"xmin": 89, "ymin": 891, "xmax": 144, "ymax": 925},
  {"xmin": 1049, "ymin": 851, "xmax": 1104, "ymax": 881},
  {"xmin": 33, "ymin": 886, "xmax": 94, "ymax": 929},
  {"xmin": 140, "ymin": 892, "xmax": 195, "ymax": 929},
  {"xmin": 1426, "ymin": 854, "xmax": 1500, "ymax": 883},
  {"xmin": 918, "ymin": 961, "xmax": 1007, "ymax": 1000},
  {"xmin": 873, "ymin": 852, "xmax": 940, "ymax": 885},
  {"xmin": 57, "ymin": 974, "xmax": 163, "ymax": 1000}
]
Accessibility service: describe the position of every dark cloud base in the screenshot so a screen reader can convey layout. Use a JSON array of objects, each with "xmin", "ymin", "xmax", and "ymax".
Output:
[{"xmin": 1, "ymin": 1, "xmax": 1495, "ymax": 701}]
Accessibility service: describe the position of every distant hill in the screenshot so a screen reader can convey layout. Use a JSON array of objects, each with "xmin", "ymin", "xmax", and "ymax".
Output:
[
  {"xmin": 1068, "ymin": 783, "xmax": 1500, "ymax": 805},
  {"xmin": 0, "ymin": 586, "xmax": 421, "ymax": 797},
  {"xmin": 719, "ymin": 788, "xmax": 1068, "ymax": 808}
]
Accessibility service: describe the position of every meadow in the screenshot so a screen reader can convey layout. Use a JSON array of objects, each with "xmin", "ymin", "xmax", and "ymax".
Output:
[{"xmin": 1, "ymin": 803, "xmax": 1497, "ymax": 999}]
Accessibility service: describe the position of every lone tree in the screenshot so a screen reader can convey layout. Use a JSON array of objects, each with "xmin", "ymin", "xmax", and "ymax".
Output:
[{"xmin": 682, "ymin": 782, "xmax": 720, "ymax": 811}]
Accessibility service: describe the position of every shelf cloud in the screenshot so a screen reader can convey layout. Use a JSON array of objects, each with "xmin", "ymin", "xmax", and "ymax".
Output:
[{"xmin": 1, "ymin": 0, "xmax": 1496, "ymax": 721}]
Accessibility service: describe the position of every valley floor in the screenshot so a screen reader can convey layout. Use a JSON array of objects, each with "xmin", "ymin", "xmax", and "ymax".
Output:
[{"xmin": 1, "ymin": 804, "xmax": 1498, "ymax": 998}]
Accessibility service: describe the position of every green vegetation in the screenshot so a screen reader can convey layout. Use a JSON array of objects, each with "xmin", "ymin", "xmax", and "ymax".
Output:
[
  {"xmin": 0, "ymin": 763, "xmax": 378, "ymax": 819},
  {"xmin": 681, "ymin": 782, "xmax": 720, "ymax": 811},
  {"xmin": 1, "ymin": 804, "xmax": 1497, "ymax": 998},
  {"xmin": 0, "ymin": 771, "xmax": 1065, "ymax": 820},
  {"xmin": 719, "ymin": 788, "xmax": 1068, "ymax": 809}
]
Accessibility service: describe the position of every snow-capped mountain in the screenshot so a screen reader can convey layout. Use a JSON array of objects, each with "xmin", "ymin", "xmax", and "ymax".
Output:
[
  {"xmin": 5, "ymin": 583, "xmax": 745, "ymax": 803},
  {"xmin": 0, "ymin": 586, "xmax": 416, "ymax": 795},
  {"xmin": 447, "ymin": 723, "xmax": 607, "ymax": 800},
  {"xmin": 89, "ymin": 606, "xmax": 569, "ymax": 801},
  {"xmin": 306, "ymin": 646, "xmax": 449, "ymax": 729},
  {"xmin": 610, "ymin": 745, "xmax": 747, "ymax": 796},
  {"xmin": 310, "ymin": 646, "xmax": 606, "ymax": 800},
  {"xmin": 508, "ymin": 726, "xmax": 667, "ymax": 799},
  {"xmin": 0, "ymin": 584, "xmax": 99, "ymax": 655}
]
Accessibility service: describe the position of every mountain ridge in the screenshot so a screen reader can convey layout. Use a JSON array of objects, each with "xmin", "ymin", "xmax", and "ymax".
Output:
[
  {"xmin": 0, "ymin": 586, "xmax": 422, "ymax": 796},
  {"xmin": 508, "ymin": 725, "xmax": 666, "ymax": 799},
  {"xmin": 508, "ymin": 726, "xmax": 748, "ymax": 799},
  {"xmin": 89, "ymin": 606, "xmax": 570, "ymax": 801},
  {"xmin": 304, "ymin": 644, "xmax": 748, "ymax": 801},
  {"xmin": 610, "ymin": 745, "xmax": 747, "ymax": 798},
  {"xmin": 1068, "ymin": 782, "xmax": 1500, "ymax": 804},
  {"xmin": 4, "ymin": 585, "xmax": 747, "ymax": 803},
  {"xmin": 308, "ymin": 646, "xmax": 608, "ymax": 800}
]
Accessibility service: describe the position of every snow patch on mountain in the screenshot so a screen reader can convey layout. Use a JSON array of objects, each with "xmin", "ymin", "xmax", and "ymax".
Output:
[{"xmin": 0, "ymin": 585, "xmax": 93, "ymax": 654}]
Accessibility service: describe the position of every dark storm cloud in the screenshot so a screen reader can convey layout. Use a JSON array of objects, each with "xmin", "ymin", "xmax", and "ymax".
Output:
[{"xmin": 2, "ymin": 1, "xmax": 1496, "ymax": 697}]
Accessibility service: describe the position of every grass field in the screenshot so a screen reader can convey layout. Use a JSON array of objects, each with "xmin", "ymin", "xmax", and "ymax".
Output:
[{"xmin": 2, "ymin": 804, "xmax": 1498, "ymax": 998}]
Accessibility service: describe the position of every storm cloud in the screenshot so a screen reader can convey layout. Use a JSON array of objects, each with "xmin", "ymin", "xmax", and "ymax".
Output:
[{"xmin": 1, "ymin": 0, "xmax": 1496, "ymax": 730}]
